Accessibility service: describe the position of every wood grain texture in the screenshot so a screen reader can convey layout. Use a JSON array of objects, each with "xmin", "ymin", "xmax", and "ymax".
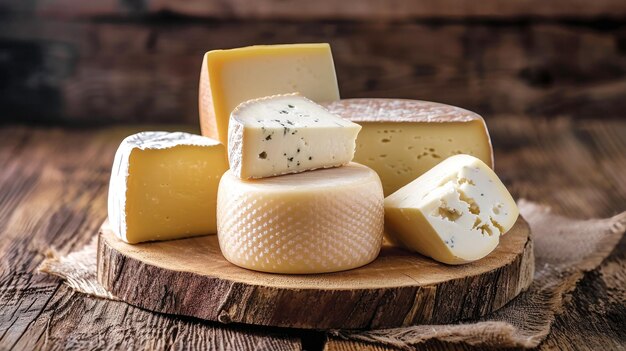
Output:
[
  {"xmin": 10, "ymin": 285, "xmax": 301, "ymax": 350},
  {"xmin": 18, "ymin": 0, "xmax": 626, "ymax": 19},
  {"xmin": 97, "ymin": 217, "xmax": 533, "ymax": 329},
  {"xmin": 1, "ymin": 19, "xmax": 625, "ymax": 124},
  {"xmin": 0, "ymin": 118, "xmax": 625, "ymax": 350},
  {"xmin": 534, "ymin": 120, "xmax": 626, "ymax": 351}
]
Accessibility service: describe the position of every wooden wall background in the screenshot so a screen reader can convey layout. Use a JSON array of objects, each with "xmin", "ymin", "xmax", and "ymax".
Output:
[{"xmin": 1, "ymin": 0, "xmax": 626, "ymax": 125}]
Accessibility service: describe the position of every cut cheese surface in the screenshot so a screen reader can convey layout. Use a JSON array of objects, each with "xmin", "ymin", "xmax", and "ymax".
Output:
[
  {"xmin": 323, "ymin": 99, "xmax": 493, "ymax": 196},
  {"xmin": 217, "ymin": 163, "xmax": 384, "ymax": 274},
  {"xmin": 108, "ymin": 132, "xmax": 229, "ymax": 244},
  {"xmin": 384, "ymin": 154, "xmax": 519, "ymax": 265},
  {"xmin": 199, "ymin": 43, "xmax": 340, "ymax": 146},
  {"xmin": 228, "ymin": 93, "xmax": 361, "ymax": 179}
]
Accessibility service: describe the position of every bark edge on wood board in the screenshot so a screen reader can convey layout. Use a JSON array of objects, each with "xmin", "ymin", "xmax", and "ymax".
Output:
[{"xmin": 97, "ymin": 217, "xmax": 534, "ymax": 329}]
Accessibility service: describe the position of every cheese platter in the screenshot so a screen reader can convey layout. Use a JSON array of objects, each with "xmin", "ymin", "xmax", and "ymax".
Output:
[{"xmin": 97, "ymin": 42, "xmax": 535, "ymax": 330}]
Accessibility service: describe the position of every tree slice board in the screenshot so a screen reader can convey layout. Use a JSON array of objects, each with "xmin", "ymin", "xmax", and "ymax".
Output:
[{"xmin": 97, "ymin": 217, "xmax": 534, "ymax": 329}]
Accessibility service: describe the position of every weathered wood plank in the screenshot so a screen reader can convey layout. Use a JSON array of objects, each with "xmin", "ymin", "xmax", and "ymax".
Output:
[
  {"xmin": 538, "ymin": 241, "xmax": 626, "ymax": 351},
  {"xmin": 536, "ymin": 120, "xmax": 626, "ymax": 351},
  {"xmin": 18, "ymin": 0, "xmax": 626, "ymax": 19},
  {"xmin": 10, "ymin": 286, "xmax": 301, "ymax": 350},
  {"xmin": 0, "ymin": 127, "xmax": 113, "ymax": 349},
  {"xmin": 0, "ymin": 126, "xmax": 303, "ymax": 351},
  {"xmin": 1, "ymin": 20, "xmax": 625, "ymax": 124},
  {"xmin": 0, "ymin": 273, "xmax": 59, "ymax": 349},
  {"xmin": 490, "ymin": 117, "xmax": 626, "ymax": 217},
  {"xmin": 324, "ymin": 339, "xmax": 493, "ymax": 351}
]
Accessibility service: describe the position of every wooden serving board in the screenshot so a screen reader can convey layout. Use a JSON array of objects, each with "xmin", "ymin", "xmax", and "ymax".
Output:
[{"xmin": 97, "ymin": 217, "xmax": 534, "ymax": 329}]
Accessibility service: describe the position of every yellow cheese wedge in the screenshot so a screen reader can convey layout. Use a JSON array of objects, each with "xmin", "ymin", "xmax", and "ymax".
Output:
[
  {"xmin": 108, "ymin": 132, "xmax": 229, "ymax": 244},
  {"xmin": 217, "ymin": 163, "xmax": 384, "ymax": 274},
  {"xmin": 199, "ymin": 43, "xmax": 340, "ymax": 146},
  {"xmin": 384, "ymin": 154, "xmax": 519, "ymax": 265},
  {"xmin": 323, "ymin": 99, "xmax": 494, "ymax": 196}
]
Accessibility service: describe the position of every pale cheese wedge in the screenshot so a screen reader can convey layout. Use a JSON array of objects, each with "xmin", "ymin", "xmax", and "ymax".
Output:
[
  {"xmin": 384, "ymin": 154, "xmax": 519, "ymax": 264},
  {"xmin": 108, "ymin": 132, "xmax": 228, "ymax": 244},
  {"xmin": 228, "ymin": 94, "xmax": 361, "ymax": 179},
  {"xmin": 199, "ymin": 43, "xmax": 340, "ymax": 146}
]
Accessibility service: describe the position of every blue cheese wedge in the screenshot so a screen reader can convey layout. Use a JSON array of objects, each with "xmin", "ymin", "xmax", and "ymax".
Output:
[
  {"xmin": 228, "ymin": 93, "xmax": 361, "ymax": 179},
  {"xmin": 384, "ymin": 154, "xmax": 519, "ymax": 264}
]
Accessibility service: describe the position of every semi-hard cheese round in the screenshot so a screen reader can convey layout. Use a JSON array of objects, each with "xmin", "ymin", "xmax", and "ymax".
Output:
[
  {"xmin": 217, "ymin": 162, "xmax": 384, "ymax": 274},
  {"xmin": 323, "ymin": 99, "xmax": 494, "ymax": 196}
]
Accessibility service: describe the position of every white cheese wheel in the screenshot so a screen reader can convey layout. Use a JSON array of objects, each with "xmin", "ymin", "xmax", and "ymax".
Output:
[{"xmin": 217, "ymin": 163, "xmax": 384, "ymax": 274}]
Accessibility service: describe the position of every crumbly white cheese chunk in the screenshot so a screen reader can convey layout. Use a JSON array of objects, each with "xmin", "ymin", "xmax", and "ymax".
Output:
[
  {"xmin": 384, "ymin": 154, "xmax": 519, "ymax": 264},
  {"xmin": 228, "ymin": 94, "xmax": 361, "ymax": 179}
]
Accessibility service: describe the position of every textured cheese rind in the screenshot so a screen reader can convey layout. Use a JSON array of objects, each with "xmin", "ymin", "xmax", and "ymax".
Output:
[
  {"xmin": 199, "ymin": 55, "xmax": 219, "ymax": 138},
  {"xmin": 228, "ymin": 93, "xmax": 361, "ymax": 179},
  {"xmin": 322, "ymin": 98, "xmax": 494, "ymax": 196},
  {"xmin": 384, "ymin": 154, "xmax": 519, "ymax": 265},
  {"xmin": 199, "ymin": 43, "xmax": 340, "ymax": 146},
  {"xmin": 323, "ymin": 98, "xmax": 485, "ymax": 123},
  {"xmin": 108, "ymin": 132, "xmax": 222, "ymax": 243},
  {"xmin": 217, "ymin": 163, "xmax": 384, "ymax": 274},
  {"xmin": 227, "ymin": 115, "xmax": 245, "ymax": 177}
]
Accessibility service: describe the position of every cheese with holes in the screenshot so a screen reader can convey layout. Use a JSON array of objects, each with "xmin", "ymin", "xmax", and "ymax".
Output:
[
  {"xmin": 323, "ymin": 99, "xmax": 494, "ymax": 196},
  {"xmin": 217, "ymin": 163, "xmax": 384, "ymax": 274},
  {"xmin": 199, "ymin": 43, "xmax": 340, "ymax": 146},
  {"xmin": 384, "ymin": 154, "xmax": 518, "ymax": 265},
  {"xmin": 108, "ymin": 132, "xmax": 229, "ymax": 244},
  {"xmin": 228, "ymin": 93, "xmax": 361, "ymax": 179}
]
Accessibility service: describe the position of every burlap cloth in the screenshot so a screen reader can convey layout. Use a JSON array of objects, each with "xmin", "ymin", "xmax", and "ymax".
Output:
[{"xmin": 38, "ymin": 200, "xmax": 626, "ymax": 349}]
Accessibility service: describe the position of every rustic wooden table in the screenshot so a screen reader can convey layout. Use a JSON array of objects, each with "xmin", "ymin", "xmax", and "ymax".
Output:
[{"xmin": 0, "ymin": 117, "xmax": 624, "ymax": 350}]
